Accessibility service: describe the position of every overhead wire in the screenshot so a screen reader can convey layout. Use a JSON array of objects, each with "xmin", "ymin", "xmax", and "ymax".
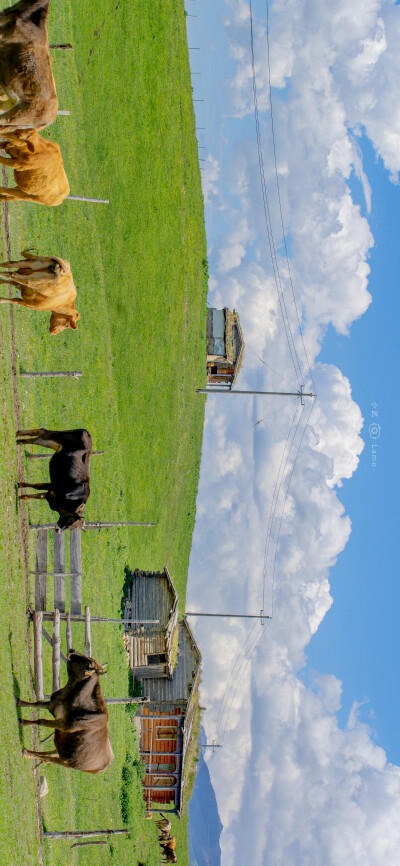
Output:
[
  {"xmin": 249, "ymin": 0, "xmax": 304, "ymax": 390},
  {"xmin": 263, "ymin": 0, "xmax": 317, "ymax": 396},
  {"xmin": 270, "ymin": 397, "xmax": 316, "ymax": 617},
  {"xmin": 261, "ymin": 400, "xmax": 304, "ymax": 609}
]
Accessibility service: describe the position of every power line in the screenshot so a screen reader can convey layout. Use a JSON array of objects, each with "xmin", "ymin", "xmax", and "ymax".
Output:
[
  {"xmin": 261, "ymin": 400, "xmax": 303, "ymax": 609},
  {"xmin": 249, "ymin": 0, "xmax": 304, "ymax": 389},
  {"xmin": 270, "ymin": 398, "xmax": 316, "ymax": 617},
  {"xmin": 263, "ymin": 0, "xmax": 317, "ymax": 396}
]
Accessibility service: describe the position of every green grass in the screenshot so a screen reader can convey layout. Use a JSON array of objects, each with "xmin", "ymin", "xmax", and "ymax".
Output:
[{"xmin": 0, "ymin": 0, "xmax": 207, "ymax": 863}]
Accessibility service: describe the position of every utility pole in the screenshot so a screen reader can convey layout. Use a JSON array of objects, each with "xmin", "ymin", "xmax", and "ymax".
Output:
[
  {"xmin": 186, "ymin": 610, "xmax": 269, "ymax": 624},
  {"xmin": 196, "ymin": 385, "xmax": 315, "ymax": 402}
]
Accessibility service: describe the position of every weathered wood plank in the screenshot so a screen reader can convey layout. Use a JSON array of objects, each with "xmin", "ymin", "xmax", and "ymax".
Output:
[
  {"xmin": 84, "ymin": 607, "xmax": 91, "ymax": 657},
  {"xmin": 69, "ymin": 533, "xmax": 82, "ymax": 615},
  {"xmin": 66, "ymin": 612, "xmax": 72, "ymax": 652},
  {"xmin": 52, "ymin": 610, "xmax": 61, "ymax": 693},
  {"xmin": 35, "ymin": 530, "xmax": 48, "ymax": 611},
  {"xmin": 33, "ymin": 611, "xmax": 44, "ymax": 700},
  {"xmin": 42, "ymin": 627, "xmax": 67, "ymax": 663},
  {"xmin": 53, "ymin": 533, "xmax": 65, "ymax": 613}
]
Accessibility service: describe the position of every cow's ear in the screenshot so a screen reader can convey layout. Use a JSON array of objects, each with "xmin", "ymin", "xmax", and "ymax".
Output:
[
  {"xmin": 76, "ymin": 503, "xmax": 85, "ymax": 514},
  {"xmin": 69, "ymin": 319, "xmax": 78, "ymax": 330}
]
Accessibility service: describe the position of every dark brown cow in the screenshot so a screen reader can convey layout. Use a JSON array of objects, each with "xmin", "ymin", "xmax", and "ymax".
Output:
[
  {"xmin": 16, "ymin": 427, "xmax": 91, "ymax": 531},
  {"xmin": 0, "ymin": 0, "xmax": 57, "ymax": 133},
  {"xmin": 160, "ymin": 843, "xmax": 177, "ymax": 864},
  {"xmin": 17, "ymin": 650, "xmax": 114, "ymax": 773}
]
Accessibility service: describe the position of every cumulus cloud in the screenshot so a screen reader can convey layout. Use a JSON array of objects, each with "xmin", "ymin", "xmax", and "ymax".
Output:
[{"xmin": 202, "ymin": 153, "xmax": 222, "ymax": 205}]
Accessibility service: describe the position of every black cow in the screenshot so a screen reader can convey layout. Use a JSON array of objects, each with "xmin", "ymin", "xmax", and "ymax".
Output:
[
  {"xmin": 16, "ymin": 427, "xmax": 92, "ymax": 531},
  {"xmin": 17, "ymin": 650, "xmax": 114, "ymax": 773}
]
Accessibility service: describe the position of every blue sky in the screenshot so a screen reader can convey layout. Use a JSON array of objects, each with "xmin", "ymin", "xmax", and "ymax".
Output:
[{"xmin": 185, "ymin": 0, "xmax": 400, "ymax": 863}]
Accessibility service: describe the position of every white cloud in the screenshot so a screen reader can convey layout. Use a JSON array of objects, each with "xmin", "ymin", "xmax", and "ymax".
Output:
[{"xmin": 202, "ymin": 153, "xmax": 221, "ymax": 205}]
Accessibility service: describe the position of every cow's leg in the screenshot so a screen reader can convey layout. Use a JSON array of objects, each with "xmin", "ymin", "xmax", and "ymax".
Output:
[
  {"xmin": 0, "ymin": 155, "xmax": 19, "ymax": 167},
  {"xmin": 22, "ymin": 750, "xmax": 66, "ymax": 768},
  {"xmin": 16, "ymin": 429, "xmax": 60, "ymax": 450},
  {"xmin": 16, "ymin": 428, "xmax": 44, "ymax": 438},
  {"xmin": 19, "ymin": 718, "xmax": 58, "ymax": 729},
  {"xmin": 0, "ymin": 296, "xmax": 29, "ymax": 306},
  {"xmin": 16, "ymin": 697, "xmax": 50, "ymax": 708},
  {"xmin": 18, "ymin": 482, "xmax": 52, "ymax": 490},
  {"xmin": 0, "ymin": 277, "xmax": 24, "ymax": 290},
  {"xmin": 0, "ymin": 188, "xmax": 40, "ymax": 203},
  {"xmin": 19, "ymin": 492, "xmax": 47, "ymax": 501}
]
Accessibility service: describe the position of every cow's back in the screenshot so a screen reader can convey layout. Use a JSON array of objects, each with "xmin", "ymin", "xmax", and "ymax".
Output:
[
  {"xmin": 51, "ymin": 666, "xmax": 113, "ymax": 773},
  {"xmin": 54, "ymin": 726, "xmax": 114, "ymax": 773},
  {"xmin": 23, "ymin": 272, "xmax": 76, "ymax": 307},
  {"xmin": 13, "ymin": 139, "xmax": 69, "ymax": 205},
  {"xmin": 49, "ymin": 429, "xmax": 92, "ymax": 486}
]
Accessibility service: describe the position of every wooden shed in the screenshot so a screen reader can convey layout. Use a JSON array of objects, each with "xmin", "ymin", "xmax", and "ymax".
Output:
[
  {"xmin": 123, "ymin": 568, "xmax": 178, "ymax": 678},
  {"xmin": 206, "ymin": 307, "xmax": 244, "ymax": 388},
  {"xmin": 138, "ymin": 617, "xmax": 201, "ymax": 816}
]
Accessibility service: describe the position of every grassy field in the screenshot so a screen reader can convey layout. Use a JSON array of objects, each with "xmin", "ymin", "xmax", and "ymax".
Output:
[{"xmin": 0, "ymin": 1, "xmax": 207, "ymax": 864}]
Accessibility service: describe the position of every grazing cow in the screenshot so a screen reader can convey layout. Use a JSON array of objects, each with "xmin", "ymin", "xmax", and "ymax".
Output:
[
  {"xmin": 159, "ymin": 831, "xmax": 174, "ymax": 843},
  {"xmin": 160, "ymin": 843, "xmax": 177, "ymax": 864},
  {"xmin": 0, "ymin": 249, "xmax": 79, "ymax": 333},
  {"xmin": 156, "ymin": 815, "xmax": 172, "ymax": 833},
  {"xmin": 17, "ymin": 650, "xmax": 114, "ymax": 773},
  {"xmin": 16, "ymin": 427, "xmax": 92, "ymax": 531},
  {"xmin": 0, "ymin": 0, "xmax": 57, "ymax": 134},
  {"xmin": 0, "ymin": 128, "xmax": 69, "ymax": 205}
]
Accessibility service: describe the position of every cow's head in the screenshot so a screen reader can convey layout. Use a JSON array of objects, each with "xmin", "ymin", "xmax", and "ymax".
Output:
[
  {"xmin": 56, "ymin": 514, "xmax": 85, "ymax": 533},
  {"xmin": 67, "ymin": 650, "xmax": 108, "ymax": 679},
  {"xmin": 49, "ymin": 311, "xmax": 80, "ymax": 335}
]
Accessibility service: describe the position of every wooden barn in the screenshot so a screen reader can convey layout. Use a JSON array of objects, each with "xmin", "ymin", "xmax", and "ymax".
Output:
[
  {"xmin": 123, "ymin": 567, "xmax": 178, "ymax": 678},
  {"xmin": 123, "ymin": 569, "xmax": 201, "ymax": 816},
  {"xmin": 206, "ymin": 306, "xmax": 244, "ymax": 388}
]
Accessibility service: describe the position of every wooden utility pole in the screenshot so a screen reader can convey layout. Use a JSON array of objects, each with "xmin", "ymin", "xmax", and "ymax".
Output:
[
  {"xmin": 197, "ymin": 387, "xmax": 315, "ymax": 399},
  {"xmin": 186, "ymin": 611, "xmax": 270, "ymax": 623}
]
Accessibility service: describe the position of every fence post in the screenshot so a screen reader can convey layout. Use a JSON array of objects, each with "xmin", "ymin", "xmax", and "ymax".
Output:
[
  {"xmin": 67, "ymin": 196, "xmax": 109, "ymax": 204},
  {"xmin": 20, "ymin": 371, "xmax": 82, "ymax": 379},
  {"xmin": 29, "ymin": 522, "xmax": 156, "ymax": 530},
  {"xmin": 44, "ymin": 830, "xmax": 129, "ymax": 840}
]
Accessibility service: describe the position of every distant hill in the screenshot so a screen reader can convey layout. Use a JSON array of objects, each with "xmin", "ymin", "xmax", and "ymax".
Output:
[{"xmin": 188, "ymin": 731, "xmax": 223, "ymax": 866}]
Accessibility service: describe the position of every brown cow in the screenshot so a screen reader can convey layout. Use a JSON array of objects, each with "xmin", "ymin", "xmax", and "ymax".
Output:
[
  {"xmin": 0, "ymin": 249, "xmax": 79, "ymax": 333},
  {"xmin": 0, "ymin": 128, "xmax": 69, "ymax": 205},
  {"xmin": 0, "ymin": 0, "xmax": 57, "ymax": 134},
  {"xmin": 159, "ymin": 832, "xmax": 175, "ymax": 844},
  {"xmin": 160, "ymin": 843, "xmax": 177, "ymax": 864},
  {"xmin": 17, "ymin": 650, "xmax": 114, "ymax": 773}
]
